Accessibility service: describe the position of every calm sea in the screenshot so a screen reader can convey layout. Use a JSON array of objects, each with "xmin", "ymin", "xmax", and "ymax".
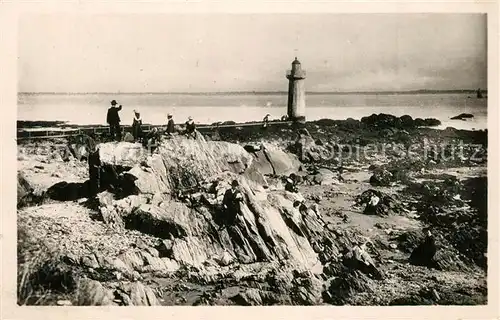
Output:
[{"xmin": 17, "ymin": 93, "xmax": 488, "ymax": 130}]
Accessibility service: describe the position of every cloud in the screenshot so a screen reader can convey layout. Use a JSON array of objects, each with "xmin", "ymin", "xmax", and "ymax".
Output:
[{"xmin": 18, "ymin": 13, "xmax": 487, "ymax": 92}]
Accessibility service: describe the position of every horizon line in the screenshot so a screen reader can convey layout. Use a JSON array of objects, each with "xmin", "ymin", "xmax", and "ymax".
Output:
[{"xmin": 18, "ymin": 89, "xmax": 487, "ymax": 95}]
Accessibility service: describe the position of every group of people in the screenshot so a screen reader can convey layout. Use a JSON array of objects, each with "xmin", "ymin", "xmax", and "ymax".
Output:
[
  {"xmin": 107, "ymin": 99, "xmax": 291, "ymax": 143},
  {"xmin": 106, "ymin": 99, "xmax": 198, "ymax": 144}
]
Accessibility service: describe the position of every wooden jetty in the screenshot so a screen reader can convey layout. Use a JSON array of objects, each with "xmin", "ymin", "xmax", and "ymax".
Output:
[{"xmin": 16, "ymin": 120, "xmax": 294, "ymax": 140}]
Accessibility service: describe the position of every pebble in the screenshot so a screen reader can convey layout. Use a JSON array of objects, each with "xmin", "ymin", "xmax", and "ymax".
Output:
[
  {"xmin": 56, "ymin": 300, "xmax": 72, "ymax": 306},
  {"xmin": 389, "ymin": 243, "xmax": 398, "ymax": 249}
]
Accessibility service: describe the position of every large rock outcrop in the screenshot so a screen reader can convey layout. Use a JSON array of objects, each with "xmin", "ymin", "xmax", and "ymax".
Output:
[
  {"xmin": 94, "ymin": 138, "xmax": 301, "ymax": 196},
  {"xmin": 91, "ymin": 137, "xmax": 321, "ymax": 274}
]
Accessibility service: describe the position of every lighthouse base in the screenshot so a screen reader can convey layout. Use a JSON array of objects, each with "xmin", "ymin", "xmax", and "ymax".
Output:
[{"xmin": 289, "ymin": 115, "xmax": 306, "ymax": 124}]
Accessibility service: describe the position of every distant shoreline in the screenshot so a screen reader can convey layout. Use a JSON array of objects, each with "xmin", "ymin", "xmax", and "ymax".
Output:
[{"xmin": 18, "ymin": 89, "xmax": 488, "ymax": 96}]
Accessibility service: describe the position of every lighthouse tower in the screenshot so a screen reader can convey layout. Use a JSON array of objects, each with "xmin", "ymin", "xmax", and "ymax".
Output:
[{"xmin": 286, "ymin": 57, "xmax": 306, "ymax": 122}]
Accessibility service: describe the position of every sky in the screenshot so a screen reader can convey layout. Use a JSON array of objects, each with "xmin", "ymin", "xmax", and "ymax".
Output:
[{"xmin": 18, "ymin": 13, "xmax": 487, "ymax": 93}]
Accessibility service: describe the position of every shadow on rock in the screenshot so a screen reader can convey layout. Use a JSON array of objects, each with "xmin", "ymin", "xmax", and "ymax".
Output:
[{"xmin": 46, "ymin": 181, "xmax": 92, "ymax": 201}]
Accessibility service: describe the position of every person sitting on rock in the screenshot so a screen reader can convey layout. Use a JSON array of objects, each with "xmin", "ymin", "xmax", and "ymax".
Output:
[
  {"xmin": 144, "ymin": 127, "xmax": 161, "ymax": 153},
  {"xmin": 185, "ymin": 116, "xmax": 196, "ymax": 139},
  {"xmin": 409, "ymin": 230, "xmax": 437, "ymax": 268},
  {"xmin": 285, "ymin": 175, "xmax": 299, "ymax": 193}
]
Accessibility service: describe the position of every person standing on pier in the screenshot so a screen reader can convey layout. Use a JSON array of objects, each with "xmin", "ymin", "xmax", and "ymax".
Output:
[
  {"xmin": 263, "ymin": 114, "xmax": 270, "ymax": 129},
  {"xmin": 166, "ymin": 113, "xmax": 175, "ymax": 136},
  {"xmin": 132, "ymin": 109, "xmax": 143, "ymax": 142},
  {"xmin": 106, "ymin": 100, "xmax": 122, "ymax": 141}
]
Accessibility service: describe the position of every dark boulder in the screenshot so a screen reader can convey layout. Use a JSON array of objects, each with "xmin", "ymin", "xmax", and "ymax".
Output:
[
  {"xmin": 414, "ymin": 118, "xmax": 426, "ymax": 127},
  {"xmin": 361, "ymin": 113, "xmax": 399, "ymax": 128},
  {"xmin": 369, "ymin": 168, "xmax": 393, "ymax": 186},
  {"xmin": 323, "ymin": 268, "xmax": 375, "ymax": 305},
  {"xmin": 76, "ymin": 279, "xmax": 115, "ymax": 306},
  {"xmin": 399, "ymin": 115, "xmax": 415, "ymax": 128},
  {"xmin": 409, "ymin": 231, "xmax": 437, "ymax": 268},
  {"xmin": 355, "ymin": 189, "xmax": 403, "ymax": 216},
  {"xmin": 423, "ymin": 118, "xmax": 441, "ymax": 126},
  {"xmin": 343, "ymin": 117, "xmax": 362, "ymax": 129},
  {"xmin": 450, "ymin": 113, "xmax": 474, "ymax": 120},
  {"xmin": 314, "ymin": 118, "xmax": 337, "ymax": 127},
  {"xmin": 343, "ymin": 245, "xmax": 384, "ymax": 280},
  {"xmin": 397, "ymin": 229, "xmax": 425, "ymax": 253}
]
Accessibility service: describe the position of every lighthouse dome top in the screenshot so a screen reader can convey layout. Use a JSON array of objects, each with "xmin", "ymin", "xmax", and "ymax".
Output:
[{"xmin": 292, "ymin": 57, "xmax": 301, "ymax": 65}]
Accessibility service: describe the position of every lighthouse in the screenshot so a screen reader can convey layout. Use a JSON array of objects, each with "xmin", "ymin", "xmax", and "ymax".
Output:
[{"xmin": 286, "ymin": 57, "xmax": 306, "ymax": 122}]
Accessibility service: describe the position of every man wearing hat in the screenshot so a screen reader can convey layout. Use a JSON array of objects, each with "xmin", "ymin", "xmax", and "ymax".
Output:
[
  {"xmin": 166, "ymin": 113, "xmax": 175, "ymax": 136},
  {"xmin": 222, "ymin": 180, "xmax": 244, "ymax": 225},
  {"xmin": 106, "ymin": 100, "xmax": 123, "ymax": 141}
]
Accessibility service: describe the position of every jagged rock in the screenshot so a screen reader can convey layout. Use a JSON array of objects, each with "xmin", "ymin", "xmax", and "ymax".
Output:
[
  {"xmin": 125, "ymin": 203, "xmax": 191, "ymax": 239},
  {"xmin": 96, "ymin": 138, "xmax": 299, "ymax": 197},
  {"xmin": 81, "ymin": 254, "xmax": 100, "ymax": 269},
  {"xmin": 311, "ymin": 168, "xmax": 339, "ymax": 185},
  {"xmin": 291, "ymin": 133, "xmax": 328, "ymax": 163},
  {"xmin": 432, "ymin": 248, "xmax": 468, "ymax": 272},
  {"xmin": 397, "ymin": 229, "xmax": 425, "ymax": 253},
  {"xmin": 215, "ymin": 251, "xmax": 236, "ymax": 266},
  {"xmin": 76, "ymin": 279, "xmax": 115, "ymax": 306},
  {"xmin": 17, "ymin": 172, "xmax": 35, "ymax": 207},
  {"xmin": 117, "ymin": 282, "xmax": 160, "ymax": 306},
  {"xmin": 92, "ymin": 138, "xmax": 323, "ymax": 276},
  {"xmin": 98, "ymin": 142, "xmax": 146, "ymax": 167},
  {"xmin": 231, "ymin": 288, "xmax": 263, "ymax": 305},
  {"xmin": 343, "ymin": 245, "xmax": 384, "ymax": 280},
  {"xmin": 249, "ymin": 149, "xmax": 274, "ymax": 175},
  {"xmin": 253, "ymin": 143, "xmax": 301, "ymax": 176},
  {"xmin": 324, "ymin": 269, "xmax": 375, "ymax": 305},
  {"xmin": 100, "ymin": 180, "xmax": 321, "ymax": 272},
  {"xmin": 355, "ymin": 189, "xmax": 402, "ymax": 216},
  {"xmin": 98, "ymin": 138, "xmax": 255, "ymax": 195},
  {"xmin": 290, "ymin": 273, "xmax": 323, "ymax": 305}
]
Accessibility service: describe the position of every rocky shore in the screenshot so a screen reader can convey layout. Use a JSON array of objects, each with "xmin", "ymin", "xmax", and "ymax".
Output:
[{"xmin": 17, "ymin": 114, "xmax": 488, "ymax": 306}]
